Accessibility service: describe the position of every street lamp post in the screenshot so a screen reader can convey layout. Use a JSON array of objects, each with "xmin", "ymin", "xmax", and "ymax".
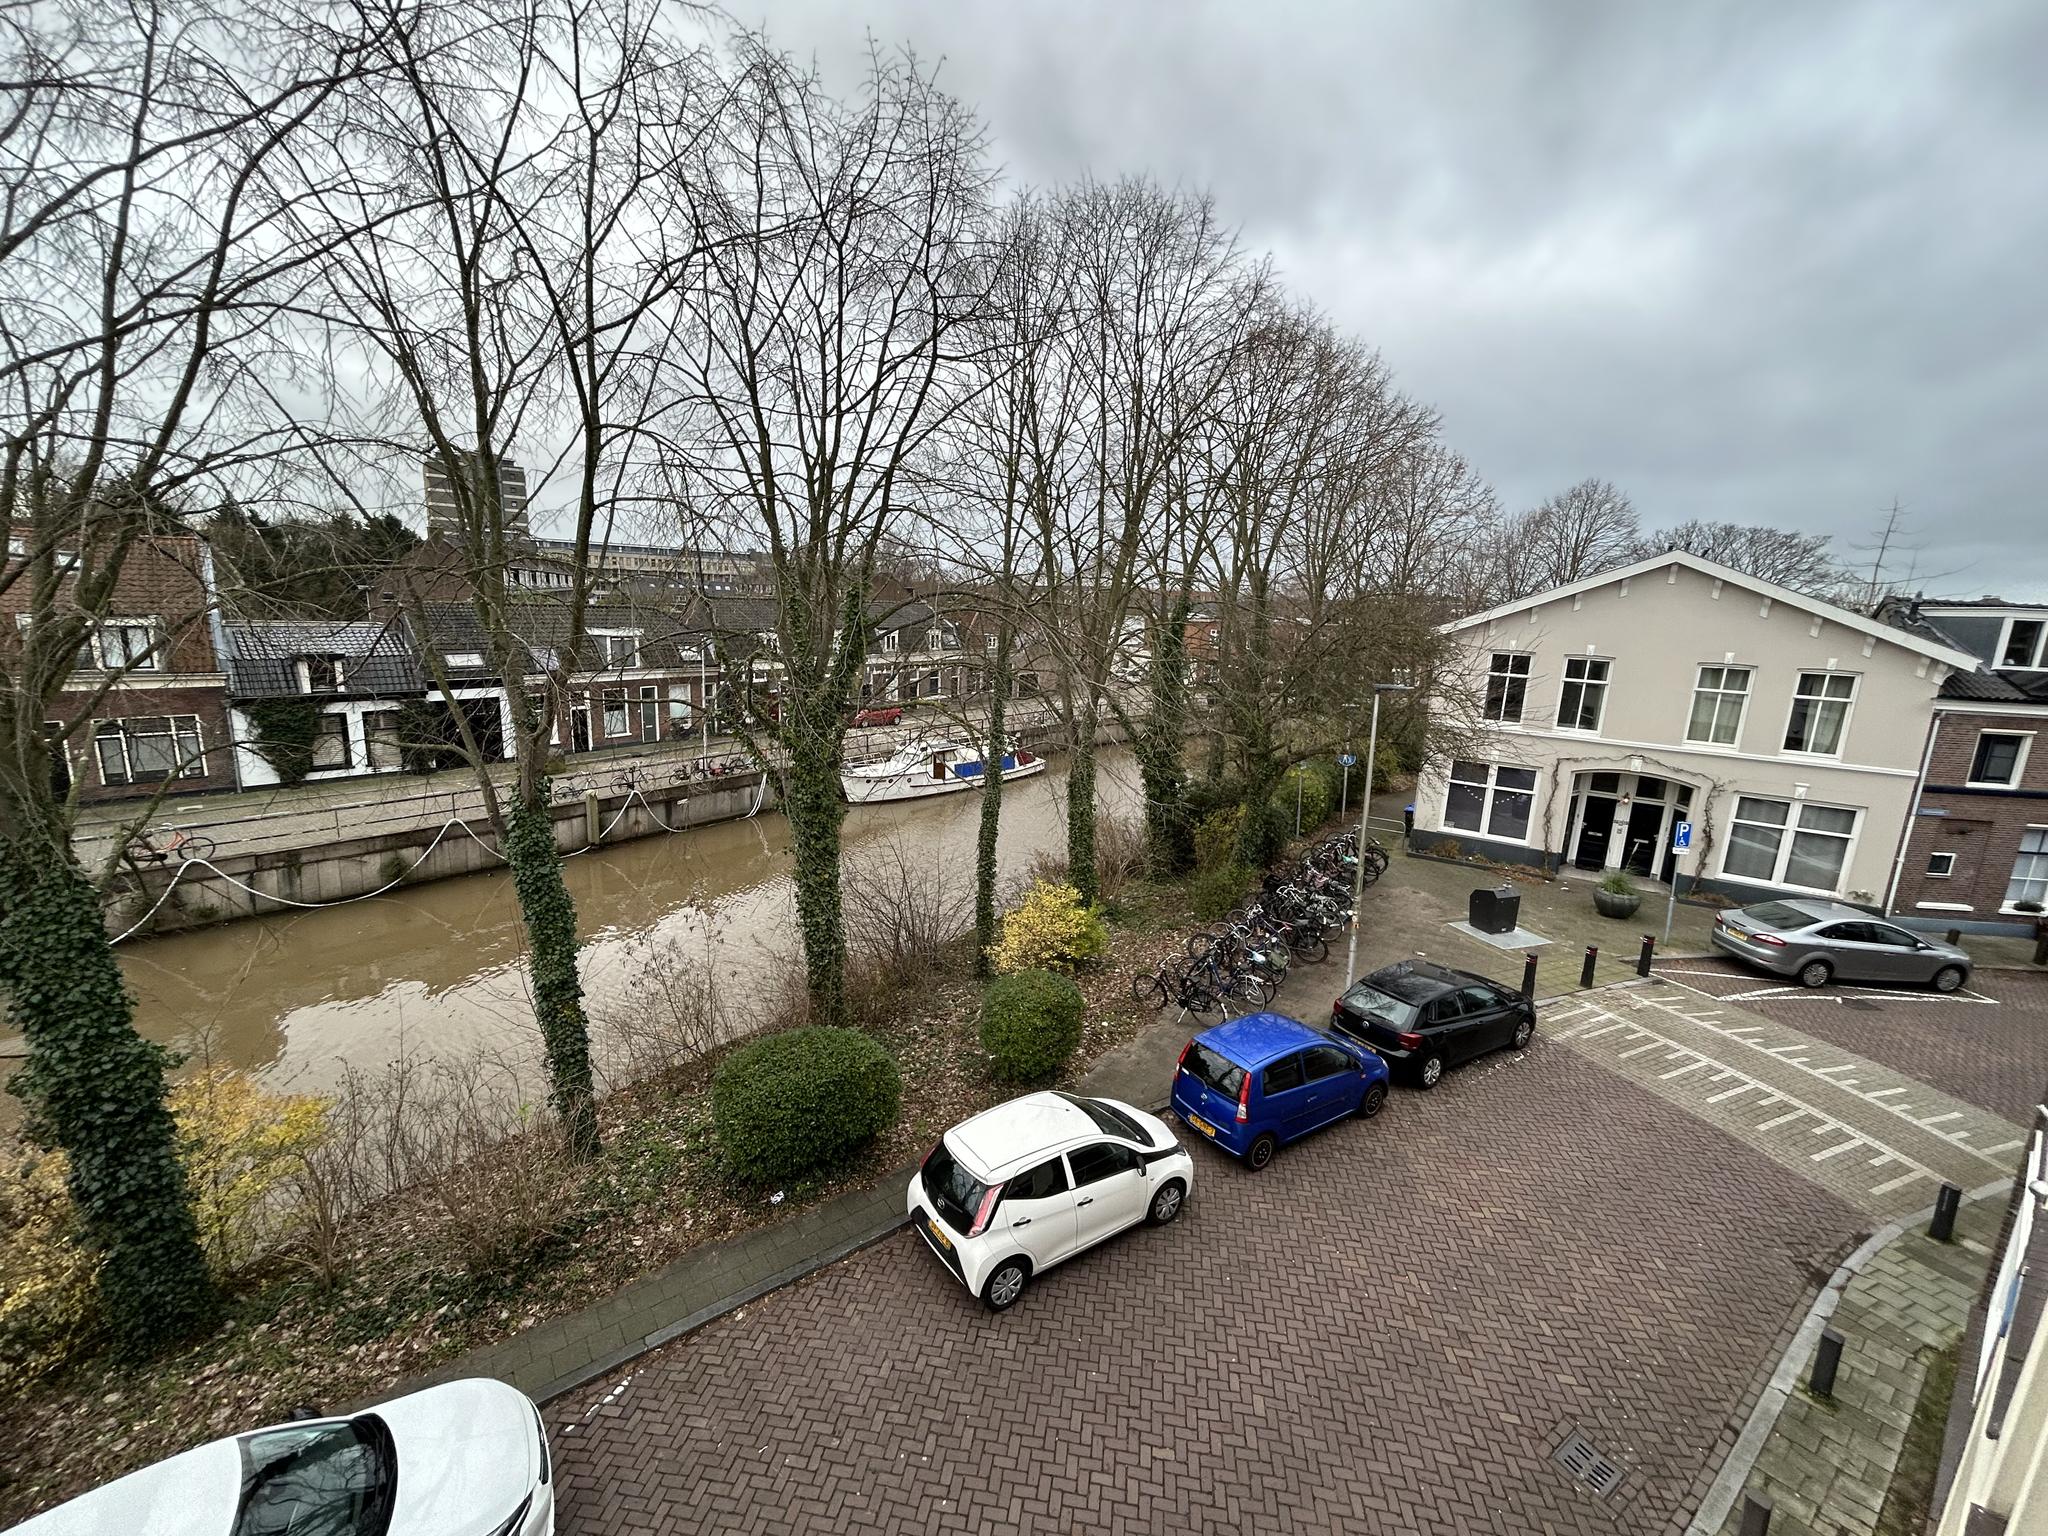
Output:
[{"xmin": 1345, "ymin": 681, "xmax": 1412, "ymax": 982}]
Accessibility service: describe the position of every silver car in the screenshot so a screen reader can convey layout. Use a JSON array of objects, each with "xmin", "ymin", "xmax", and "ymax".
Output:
[{"xmin": 1710, "ymin": 899, "xmax": 1973, "ymax": 991}]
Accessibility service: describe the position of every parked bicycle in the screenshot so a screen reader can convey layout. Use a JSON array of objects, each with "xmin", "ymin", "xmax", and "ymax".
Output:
[{"xmin": 133, "ymin": 826, "xmax": 217, "ymax": 864}]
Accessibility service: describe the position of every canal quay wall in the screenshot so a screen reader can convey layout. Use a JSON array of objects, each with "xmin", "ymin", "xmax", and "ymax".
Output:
[{"xmin": 98, "ymin": 704, "xmax": 1116, "ymax": 939}]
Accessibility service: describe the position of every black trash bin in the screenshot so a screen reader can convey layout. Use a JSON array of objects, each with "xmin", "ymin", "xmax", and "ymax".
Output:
[{"xmin": 1468, "ymin": 883, "xmax": 1520, "ymax": 936}]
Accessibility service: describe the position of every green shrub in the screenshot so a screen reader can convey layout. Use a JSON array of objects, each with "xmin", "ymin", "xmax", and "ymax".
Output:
[
  {"xmin": 988, "ymin": 879, "xmax": 1109, "ymax": 975},
  {"xmin": 1193, "ymin": 807, "xmax": 1245, "ymax": 872},
  {"xmin": 980, "ymin": 970, "xmax": 1086, "ymax": 1082},
  {"xmin": 1190, "ymin": 862, "xmax": 1250, "ymax": 921},
  {"xmin": 1271, "ymin": 764, "xmax": 1333, "ymax": 836},
  {"xmin": 712, "ymin": 1027, "xmax": 901, "ymax": 1184}
]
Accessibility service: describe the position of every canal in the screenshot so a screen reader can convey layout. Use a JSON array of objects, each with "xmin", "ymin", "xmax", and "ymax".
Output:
[{"xmin": 100, "ymin": 749, "xmax": 1145, "ymax": 1105}]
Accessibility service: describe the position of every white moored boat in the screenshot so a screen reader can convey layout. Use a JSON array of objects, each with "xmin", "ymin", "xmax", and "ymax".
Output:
[{"xmin": 840, "ymin": 737, "xmax": 1047, "ymax": 804}]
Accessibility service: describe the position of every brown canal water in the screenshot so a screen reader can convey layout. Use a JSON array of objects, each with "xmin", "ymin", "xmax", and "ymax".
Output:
[{"xmin": 91, "ymin": 748, "xmax": 1144, "ymax": 1107}]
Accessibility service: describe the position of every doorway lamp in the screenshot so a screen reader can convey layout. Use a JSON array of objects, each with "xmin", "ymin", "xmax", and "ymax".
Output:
[{"xmin": 1345, "ymin": 680, "xmax": 1415, "ymax": 981}]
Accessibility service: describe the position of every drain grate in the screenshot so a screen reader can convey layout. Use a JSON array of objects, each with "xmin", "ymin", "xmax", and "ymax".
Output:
[
  {"xmin": 1842, "ymin": 998, "xmax": 1880, "ymax": 1012},
  {"xmin": 1552, "ymin": 1430, "xmax": 1626, "ymax": 1497}
]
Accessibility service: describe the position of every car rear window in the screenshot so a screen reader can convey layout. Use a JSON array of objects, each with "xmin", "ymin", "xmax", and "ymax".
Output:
[
  {"xmin": 922, "ymin": 1140, "xmax": 990, "ymax": 1231},
  {"xmin": 234, "ymin": 1416, "xmax": 395, "ymax": 1536},
  {"xmin": 1056, "ymin": 1092, "xmax": 1148, "ymax": 1143},
  {"xmin": 1741, "ymin": 902, "xmax": 1813, "ymax": 929},
  {"xmin": 1180, "ymin": 1040, "xmax": 1246, "ymax": 1098},
  {"xmin": 1339, "ymin": 982, "xmax": 1420, "ymax": 1028}
]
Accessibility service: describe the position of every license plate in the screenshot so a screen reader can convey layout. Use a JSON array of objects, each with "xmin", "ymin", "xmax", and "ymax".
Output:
[
  {"xmin": 927, "ymin": 1219, "xmax": 952, "ymax": 1250},
  {"xmin": 1187, "ymin": 1114, "xmax": 1216, "ymax": 1138}
]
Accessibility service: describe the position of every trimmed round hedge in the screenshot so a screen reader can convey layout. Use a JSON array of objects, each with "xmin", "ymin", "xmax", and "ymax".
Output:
[
  {"xmin": 711, "ymin": 1026, "xmax": 902, "ymax": 1184},
  {"xmin": 981, "ymin": 969, "xmax": 1085, "ymax": 1083}
]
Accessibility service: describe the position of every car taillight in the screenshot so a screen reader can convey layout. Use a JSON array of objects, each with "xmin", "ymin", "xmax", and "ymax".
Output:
[
  {"xmin": 967, "ymin": 1183, "xmax": 1004, "ymax": 1238},
  {"xmin": 1753, "ymin": 933, "xmax": 1787, "ymax": 947},
  {"xmin": 1177, "ymin": 1039, "xmax": 1192, "ymax": 1073},
  {"xmin": 1236, "ymin": 1072, "xmax": 1252, "ymax": 1123},
  {"xmin": 1395, "ymin": 1031, "xmax": 1424, "ymax": 1050}
]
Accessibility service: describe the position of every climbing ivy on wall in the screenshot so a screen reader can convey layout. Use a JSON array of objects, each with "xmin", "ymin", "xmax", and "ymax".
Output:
[
  {"xmin": 242, "ymin": 697, "xmax": 323, "ymax": 786},
  {"xmin": 503, "ymin": 790, "xmax": 598, "ymax": 1156}
]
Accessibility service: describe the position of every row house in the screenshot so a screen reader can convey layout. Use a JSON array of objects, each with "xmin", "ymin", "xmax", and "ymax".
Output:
[
  {"xmin": 222, "ymin": 619, "xmax": 423, "ymax": 785},
  {"xmin": 1414, "ymin": 551, "xmax": 1977, "ymax": 909},
  {"xmin": 4, "ymin": 527, "xmax": 237, "ymax": 804},
  {"xmin": 1880, "ymin": 597, "xmax": 2048, "ymax": 931}
]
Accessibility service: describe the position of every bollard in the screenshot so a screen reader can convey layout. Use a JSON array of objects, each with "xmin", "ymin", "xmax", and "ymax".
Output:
[
  {"xmin": 1403, "ymin": 803, "xmax": 1415, "ymax": 837},
  {"xmin": 1580, "ymin": 945, "xmax": 1598, "ymax": 988},
  {"xmin": 583, "ymin": 789, "xmax": 602, "ymax": 845},
  {"xmin": 1521, "ymin": 951, "xmax": 1539, "ymax": 1000},
  {"xmin": 1637, "ymin": 934, "xmax": 1655, "ymax": 977},
  {"xmin": 1946, "ymin": 928, "xmax": 1961, "ymax": 946},
  {"xmin": 1930, "ymin": 1182, "xmax": 1962, "ymax": 1242},
  {"xmin": 1738, "ymin": 1493, "xmax": 1773, "ymax": 1536},
  {"xmin": 1810, "ymin": 1327, "xmax": 1844, "ymax": 1399}
]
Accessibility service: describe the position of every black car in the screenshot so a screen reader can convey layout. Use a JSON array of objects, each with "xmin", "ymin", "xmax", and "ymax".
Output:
[{"xmin": 1329, "ymin": 959, "xmax": 1535, "ymax": 1089}]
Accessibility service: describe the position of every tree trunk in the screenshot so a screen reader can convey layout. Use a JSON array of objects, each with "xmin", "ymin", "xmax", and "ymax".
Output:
[
  {"xmin": 0, "ymin": 845, "xmax": 216, "ymax": 1352},
  {"xmin": 974, "ymin": 642, "xmax": 1013, "ymax": 976},
  {"xmin": 1136, "ymin": 608, "xmax": 1194, "ymax": 877},
  {"xmin": 1066, "ymin": 700, "xmax": 1099, "ymax": 904},
  {"xmin": 502, "ymin": 792, "xmax": 598, "ymax": 1157},
  {"xmin": 783, "ymin": 720, "xmax": 850, "ymax": 1025}
]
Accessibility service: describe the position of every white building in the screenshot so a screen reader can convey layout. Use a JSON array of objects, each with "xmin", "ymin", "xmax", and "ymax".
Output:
[{"xmin": 1412, "ymin": 552, "xmax": 1978, "ymax": 907}]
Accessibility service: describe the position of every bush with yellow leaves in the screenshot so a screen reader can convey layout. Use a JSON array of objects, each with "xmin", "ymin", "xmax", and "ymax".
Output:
[{"xmin": 987, "ymin": 879, "xmax": 1109, "ymax": 976}]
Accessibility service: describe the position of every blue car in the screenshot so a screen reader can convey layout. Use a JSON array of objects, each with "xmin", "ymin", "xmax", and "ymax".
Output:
[{"xmin": 1169, "ymin": 1011, "xmax": 1390, "ymax": 1171}]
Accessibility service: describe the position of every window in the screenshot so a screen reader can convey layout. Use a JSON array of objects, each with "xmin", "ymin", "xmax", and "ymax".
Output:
[
  {"xmin": 231, "ymin": 1418, "xmax": 394, "ymax": 1536},
  {"xmin": 926, "ymin": 627, "xmax": 942, "ymax": 651},
  {"xmin": 1262, "ymin": 1055, "xmax": 1306, "ymax": 1094},
  {"xmin": 93, "ymin": 715, "xmax": 205, "ymax": 785},
  {"xmin": 1723, "ymin": 795, "xmax": 1858, "ymax": 893},
  {"xmin": 310, "ymin": 713, "xmax": 350, "ymax": 770},
  {"xmin": 601, "ymin": 689, "xmax": 629, "ymax": 736},
  {"xmin": 301, "ymin": 655, "xmax": 346, "ymax": 693},
  {"xmin": 1442, "ymin": 760, "xmax": 1538, "ymax": 842},
  {"xmin": 1068, "ymin": 1142, "xmax": 1140, "ymax": 1187},
  {"xmin": 985, "ymin": 634, "xmax": 999, "ymax": 655},
  {"xmin": 525, "ymin": 644, "xmax": 559, "ymax": 672},
  {"xmin": 1783, "ymin": 672, "xmax": 1856, "ymax": 756},
  {"xmin": 1483, "ymin": 652, "xmax": 1530, "ymax": 723},
  {"xmin": 1454, "ymin": 984, "xmax": 1500, "ymax": 1017},
  {"xmin": 96, "ymin": 619, "xmax": 159, "ymax": 672},
  {"xmin": 1178, "ymin": 1039, "xmax": 1245, "ymax": 1098},
  {"xmin": 1556, "ymin": 657, "xmax": 1609, "ymax": 733},
  {"xmin": 2001, "ymin": 619, "xmax": 2046, "ymax": 669},
  {"xmin": 1007, "ymin": 1156, "xmax": 1070, "ymax": 1201},
  {"xmin": 2006, "ymin": 829, "xmax": 2048, "ymax": 911},
  {"xmin": 1926, "ymin": 851, "xmax": 1956, "ymax": 879},
  {"xmin": 1299, "ymin": 1044, "xmax": 1355, "ymax": 1083},
  {"xmin": 594, "ymin": 631, "xmax": 641, "ymax": 667},
  {"xmin": 1968, "ymin": 732, "xmax": 2031, "ymax": 788},
  {"xmin": 1056, "ymin": 1093, "xmax": 1147, "ymax": 1141},
  {"xmin": 881, "ymin": 629, "xmax": 900, "ymax": 653},
  {"xmin": 1686, "ymin": 665, "xmax": 1752, "ymax": 746},
  {"xmin": 444, "ymin": 651, "xmax": 483, "ymax": 668}
]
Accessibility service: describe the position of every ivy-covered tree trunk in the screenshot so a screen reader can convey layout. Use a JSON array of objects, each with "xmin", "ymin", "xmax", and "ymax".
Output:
[
  {"xmin": 1135, "ymin": 605, "xmax": 1195, "ymax": 877},
  {"xmin": 503, "ymin": 793, "xmax": 598, "ymax": 1157},
  {"xmin": 1066, "ymin": 698, "xmax": 1099, "ymax": 905},
  {"xmin": 974, "ymin": 638, "xmax": 1014, "ymax": 975},
  {"xmin": 783, "ymin": 716, "xmax": 851, "ymax": 1025},
  {"xmin": 0, "ymin": 845, "xmax": 216, "ymax": 1352}
]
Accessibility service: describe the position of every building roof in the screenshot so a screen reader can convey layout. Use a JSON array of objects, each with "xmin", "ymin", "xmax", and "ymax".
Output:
[
  {"xmin": 1873, "ymin": 597, "xmax": 2048, "ymax": 707},
  {"xmin": 1446, "ymin": 550, "xmax": 1982, "ymax": 671},
  {"xmin": 411, "ymin": 600, "xmax": 707, "ymax": 678},
  {"xmin": 221, "ymin": 619, "xmax": 421, "ymax": 697}
]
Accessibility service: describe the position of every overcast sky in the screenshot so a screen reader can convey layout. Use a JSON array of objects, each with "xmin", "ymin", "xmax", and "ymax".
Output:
[{"xmin": 750, "ymin": 0, "xmax": 2048, "ymax": 600}]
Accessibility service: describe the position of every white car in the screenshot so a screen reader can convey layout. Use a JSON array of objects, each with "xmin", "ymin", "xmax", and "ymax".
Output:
[
  {"xmin": 907, "ymin": 1090, "xmax": 1195, "ymax": 1310},
  {"xmin": 13, "ymin": 1376, "xmax": 552, "ymax": 1536}
]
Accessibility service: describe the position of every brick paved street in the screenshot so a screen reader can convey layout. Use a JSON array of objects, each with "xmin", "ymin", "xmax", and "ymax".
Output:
[
  {"xmin": 1652, "ymin": 959, "xmax": 2048, "ymax": 1124},
  {"xmin": 549, "ymin": 1036, "xmax": 1855, "ymax": 1536}
]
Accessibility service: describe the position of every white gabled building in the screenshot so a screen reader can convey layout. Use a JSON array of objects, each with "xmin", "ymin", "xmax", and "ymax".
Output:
[{"xmin": 1412, "ymin": 552, "xmax": 1978, "ymax": 908}]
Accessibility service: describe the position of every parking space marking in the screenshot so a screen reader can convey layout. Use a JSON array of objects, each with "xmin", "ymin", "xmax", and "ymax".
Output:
[
  {"xmin": 1812, "ymin": 1140, "xmax": 1862, "ymax": 1162},
  {"xmin": 1867, "ymin": 1088, "xmax": 1907, "ymax": 1099},
  {"xmin": 1656, "ymin": 966, "xmax": 2000, "ymax": 1007},
  {"xmin": 1757, "ymin": 1110, "xmax": 1805, "ymax": 1131},
  {"xmin": 1919, "ymin": 1112, "xmax": 1963, "ymax": 1128},
  {"xmin": 1988, "ymin": 1139, "xmax": 2025, "ymax": 1155},
  {"xmin": 1707, "ymin": 1084, "xmax": 1755, "ymax": 1103},
  {"xmin": 1618, "ymin": 1041, "xmax": 1662, "ymax": 1060},
  {"xmin": 1873, "ymin": 1170, "xmax": 1929, "ymax": 1195},
  {"xmin": 1661, "ymin": 1061, "xmax": 1709, "ymax": 1080}
]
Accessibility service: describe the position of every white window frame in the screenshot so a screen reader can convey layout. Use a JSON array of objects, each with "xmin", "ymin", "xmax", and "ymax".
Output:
[
  {"xmin": 600, "ymin": 687, "xmax": 630, "ymax": 737},
  {"xmin": 1926, "ymin": 850, "xmax": 1956, "ymax": 879},
  {"xmin": 1780, "ymin": 670, "xmax": 1858, "ymax": 759},
  {"xmin": 1439, "ymin": 759, "xmax": 1540, "ymax": 846},
  {"xmin": 296, "ymin": 655, "xmax": 348, "ymax": 693},
  {"xmin": 1716, "ymin": 794, "xmax": 1862, "ymax": 895},
  {"xmin": 1685, "ymin": 664, "xmax": 1753, "ymax": 748},
  {"xmin": 985, "ymin": 633, "xmax": 999, "ymax": 655},
  {"xmin": 95, "ymin": 617, "xmax": 162, "ymax": 673},
  {"xmin": 591, "ymin": 630, "xmax": 642, "ymax": 668},
  {"xmin": 1996, "ymin": 617, "xmax": 2047, "ymax": 671},
  {"xmin": 93, "ymin": 714, "xmax": 206, "ymax": 785},
  {"xmin": 1966, "ymin": 730, "xmax": 2033, "ymax": 789},
  {"xmin": 881, "ymin": 628, "xmax": 900, "ymax": 654},
  {"xmin": 1483, "ymin": 651, "xmax": 1531, "ymax": 724},
  {"xmin": 1555, "ymin": 656, "xmax": 1610, "ymax": 734},
  {"xmin": 443, "ymin": 651, "xmax": 483, "ymax": 668},
  {"xmin": 2005, "ymin": 827, "xmax": 2048, "ymax": 913}
]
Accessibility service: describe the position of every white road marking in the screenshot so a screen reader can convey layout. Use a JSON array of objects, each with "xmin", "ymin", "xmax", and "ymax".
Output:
[
  {"xmin": 1987, "ymin": 1140, "xmax": 2026, "ymax": 1155},
  {"xmin": 1867, "ymin": 1088, "xmax": 1907, "ymax": 1100},
  {"xmin": 1812, "ymin": 1140, "xmax": 1862, "ymax": 1162},
  {"xmin": 1869, "ymin": 1153, "xmax": 1895, "ymax": 1167},
  {"xmin": 1813, "ymin": 1065, "xmax": 1856, "ymax": 1077},
  {"xmin": 1872, "ymin": 1171, "xmax": 1929, "ymax": 1195},
  {"xmin": 1617, "ymin": 1042, "xmax": 1661, "ymax": 1060},
  {"xmin": 1919, "ymin": 1112, "xmax": 1963, "ymax": 1128},
  {"xmin": 1660, "ymin": 1062, "xmax": 1709, "ymax": 1081},
  {"xmin": 1757, "ymin": 1111, "xmax": 1805, "ymax": 1131},
  {"xmin": 1582, "ymin": 1023, "xmax": 1630, "ymax": 1039},
  {"xmin": 1707, "ymin": 1085, "xmax": 1755, "ymax": 1103}
]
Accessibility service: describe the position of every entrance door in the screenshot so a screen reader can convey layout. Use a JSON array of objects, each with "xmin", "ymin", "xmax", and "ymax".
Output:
[
  {"xmin": 1622, "ymin": 799, "xmax": 1666, "ymax": 875},
  {"xmin": 639, "ymin": 685, "xmax": 659, "ymax": 742},
  {"xmin": 570, "ymin": 707, "xmax": 590, "ymax": 753},
  {"xmin": 1574, "ymin": 796, "xmax": 1617, "ymax": 870}
]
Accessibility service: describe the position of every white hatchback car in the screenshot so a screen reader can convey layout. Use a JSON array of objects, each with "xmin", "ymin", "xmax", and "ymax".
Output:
[
  {"xmin": 907, "ymin": 1090, "xmax": 1194, "ymax": 1310},
  {"xmin": 13, "ymin": 1376, "xmax": 552, "ymax": 1536}
]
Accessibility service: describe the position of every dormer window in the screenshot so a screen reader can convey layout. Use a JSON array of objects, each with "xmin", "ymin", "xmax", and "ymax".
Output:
[
  {"xmin": 591, "ymin": 630, "xmax": 641, "ymax": 667},
  {"xmin": 926, "ymin": 627, "xmax": 942, "ymax": 651},
  {"xmin": 96, "ymin": 618, "xmax": 160, "ymax": 672},
  {"xmin": 2002, "ymin": 618, "xmax": 2046, "ymax": 670},
  {"xmin": 299, "ymin": 655, "xmax": 347, "ymax": 693},
  {"xmin": 881, "ymin": 629, "xmax": 900, "ymax": 653}
]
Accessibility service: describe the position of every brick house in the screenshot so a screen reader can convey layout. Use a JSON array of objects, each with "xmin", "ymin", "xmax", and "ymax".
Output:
[
  {"xmin": 1880, "ymin": 598, "xmax": 2048, "ymax": 932},
  {"xmin": 222, "ymin": 618, "xmax": 424, "ymax": 785},
  {"xmin": 3, "ymin": 526, "xmax": 236, "ymax": 803}
]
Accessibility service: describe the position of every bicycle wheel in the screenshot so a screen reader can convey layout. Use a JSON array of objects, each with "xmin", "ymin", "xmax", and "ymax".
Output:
[
  {"xmin": 178, "ymin": 833, "xmax": 217, "ymax": 861},
  {"xmin": 1293, "ymin": 933, "xmax": 1329, "ymax": 964},
  {"xmin": 1131, "ymin": 972, "xmax": 1168, "ymax": 1009}
]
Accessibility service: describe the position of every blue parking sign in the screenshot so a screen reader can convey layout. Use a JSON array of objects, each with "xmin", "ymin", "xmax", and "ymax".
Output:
[
  {"xmin": 1338, "ymin": 753, "xmax": 1357, "ymax": 767},
  {"xmin": 1672, "ymin": 820, "xmax": 1692, "ymax": 852}
]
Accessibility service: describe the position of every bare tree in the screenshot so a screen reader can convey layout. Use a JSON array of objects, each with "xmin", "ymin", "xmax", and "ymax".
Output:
[
  {"xmin": 1645, "ymin": 519, "xmax": 1843, "ymax": 596},
  {"xmin": 660, "ymin": 40, "xmax": 992, "ymax": 1025},
  {"xmin": 1524, "ymin": 477, "xmax": 1639, "ymax": 589}
]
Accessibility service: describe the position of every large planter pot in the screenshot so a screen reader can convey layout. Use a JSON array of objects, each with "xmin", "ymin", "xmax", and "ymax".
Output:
[{"xmin": 1593, "ymin": 888, "xmax": 1642, "ymax": 920}]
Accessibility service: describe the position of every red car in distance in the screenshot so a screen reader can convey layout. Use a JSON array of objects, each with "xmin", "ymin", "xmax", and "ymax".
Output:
[{"xmin": 853, "ymin": 704, "xmax": 904, "ymax": 727}]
